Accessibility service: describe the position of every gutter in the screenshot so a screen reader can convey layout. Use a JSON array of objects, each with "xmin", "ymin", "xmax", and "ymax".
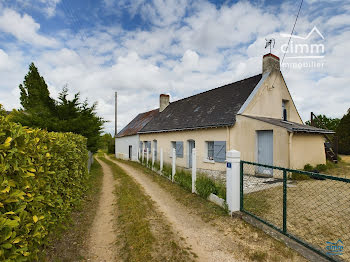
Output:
[{"xmin": 138, "ymin": 123, "xmax": 235, "ymax": 134}]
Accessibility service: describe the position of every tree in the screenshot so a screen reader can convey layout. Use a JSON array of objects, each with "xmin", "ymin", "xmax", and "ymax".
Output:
[
  {"xmin": 54, "ymin": 88, "xmax": 105, "ymax": 152},
  {"xmin": 12, "ymin": 63, "xmax": 105, "ymax": 152},
  {"xmin": 305, "ymin": 114, "xmax": 340, "ymax": 131},
  {"xmin": 98, "ymin": 133, "xmax": 115, "ymax": 153},
  {"xmin": 0, "ymin": 104, "xmax": 6, "ymax": 117},
  {"xmin": 337, "ymin": 109, "xmax": 350, "ymax": 155}
]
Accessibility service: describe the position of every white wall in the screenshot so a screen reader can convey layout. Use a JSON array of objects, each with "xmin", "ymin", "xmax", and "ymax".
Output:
[{"xmin": 115, "ymin": 134, "xmax": 139, "ymax": 161}]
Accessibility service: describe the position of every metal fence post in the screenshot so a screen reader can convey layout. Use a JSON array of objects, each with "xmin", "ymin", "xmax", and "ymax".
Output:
[
  {"xmin": 240, "ymin": 161, "xmax": 243, "ymax": 211},
  {"xmin": 283, "ymin": 169, "xmax": 287, "ymax": 234},
  {"xmin": 160, "ymin": 148, "xmax": 163, "ymax": 172},
  {"xmin": 192, "ymin": 149, "xmax": 197, "ymax": 193},
  {"xmin": 172, "ymin": 148, "xmax": 176, "ymax": 182}
]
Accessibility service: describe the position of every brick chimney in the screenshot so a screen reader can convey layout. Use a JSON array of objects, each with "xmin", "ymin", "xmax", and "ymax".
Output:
[
  {"xmin": 159, "ymin": 94, "xmax": 170, "ymax": 112},
  {"xmin": 262, "ymin": 53, "xmax": 280, "ymax": 74}
]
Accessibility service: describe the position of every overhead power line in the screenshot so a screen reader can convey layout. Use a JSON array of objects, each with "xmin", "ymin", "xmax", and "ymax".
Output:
[{"xmin": 281, "ymin": 0, "xmax": 304, "ymax": 65}]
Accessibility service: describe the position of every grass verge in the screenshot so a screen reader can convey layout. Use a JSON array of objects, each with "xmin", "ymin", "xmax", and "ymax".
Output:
[
  {"xmin": 113, "ymin": 156, "xmax": 305, "ymax": 261},
  {"xmin": 42, "ymin": 158, "xmax": 104, "ymax": 261},
  {"xmin": 100, "ymin": 156, "xmax": 196, "ymax": 262}
]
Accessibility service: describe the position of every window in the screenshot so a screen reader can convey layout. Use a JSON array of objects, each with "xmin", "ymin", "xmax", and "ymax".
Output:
[
  {"xmin": 207, "ymin": 141, "xmax": 214, "ymax": 160},
  {"xmin": 206, "ymin": 141, "xmax": 226, "ymax": 163},
  {"xmin": 153, "ymin": 140, "xmax": 157, "ymax": 160},
  {"xmin": 144, "ymin": 141, "xmax": 151, "ymax": 152},
  {"xmin": 171, "ymin": 141, "xmax": 183, "ymax": 158},
  {"xmin": 282, "ymin": 100, "xmax": 288, "ymax": 121}
]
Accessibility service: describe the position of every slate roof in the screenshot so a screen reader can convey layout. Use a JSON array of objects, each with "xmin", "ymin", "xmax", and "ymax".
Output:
[
  {"xmin": 139, "ymin": 74, "xmax": 262, "ymax": 133},
  {"xmin": 243, "ymin": 115, "xmax": 335, "ymax": 134},
  {"xmin": 116, "ymin": 109, "xmax": 159, "ymax": 138}
]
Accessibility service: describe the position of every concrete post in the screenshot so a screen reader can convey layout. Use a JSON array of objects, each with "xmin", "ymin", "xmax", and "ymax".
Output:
[
  {"xmin": 146, "ymin": 148, "xmax": 149, "ymax": 167},
  {"xmin": 192, "ymin": 149, "xmax": 197, "ymax": 193},
  {"xmin": 152, "ymin": 147, "xmax": 155, "ymax": 170},
  {"xmin": 172, "ymin": 148, "xmax": 176, "ymax": 182},
  {"xmin": 226, "ymin": 149, "xmax": 241, "ymax": 214},
  {"xmin": 141, "ymin": 143, "xmax": 144, "ymax": 163},
  {"xmin": 160, "ymin": 148, "xmax": 163, "ymax": 172}
]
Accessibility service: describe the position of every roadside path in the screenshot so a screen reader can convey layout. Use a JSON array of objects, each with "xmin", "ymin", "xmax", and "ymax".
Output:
[
  {"xmin": 106, "ymin": 155, "xmax": 237, "ymax": 262},
  {"xmin": 88, "ymin": 157, "xmax": 118, "ymax": 261}
]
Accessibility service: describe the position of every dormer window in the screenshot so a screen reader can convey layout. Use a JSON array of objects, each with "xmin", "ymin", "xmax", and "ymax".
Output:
[{"xmin": 282, "ymin": 100, "xmax": 288, "ymax": 121}]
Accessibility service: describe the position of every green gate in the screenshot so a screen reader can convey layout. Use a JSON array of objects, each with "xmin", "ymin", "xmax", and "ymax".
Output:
[{"xmin": 240, "ymin": 160, "xmax": 350, "ymax": 262}]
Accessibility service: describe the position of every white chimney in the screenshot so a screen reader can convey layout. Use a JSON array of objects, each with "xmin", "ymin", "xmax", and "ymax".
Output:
[
  {"xmin": 159, "ymin": 94, "xmax": 170, "ymax": 112},
  {"xmin": 262, "ymin": 53, "xmax": 280, "ymax": 74}
]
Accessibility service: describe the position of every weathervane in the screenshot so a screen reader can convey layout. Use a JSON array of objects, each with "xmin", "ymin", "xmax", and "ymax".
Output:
[{"xmin": 265, "ymin": 38, "xmax": 275, "ymax": 53}]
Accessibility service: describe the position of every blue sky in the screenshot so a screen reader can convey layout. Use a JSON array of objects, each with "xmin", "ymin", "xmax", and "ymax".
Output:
[{"xmin": 0, "ymin": 0, "xmax": 349, "ymax": 134}]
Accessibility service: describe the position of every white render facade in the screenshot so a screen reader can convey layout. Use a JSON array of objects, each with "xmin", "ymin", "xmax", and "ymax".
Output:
[{"xmin": 115, "ymin": 134, "xmax": 140, "ymax": 161}]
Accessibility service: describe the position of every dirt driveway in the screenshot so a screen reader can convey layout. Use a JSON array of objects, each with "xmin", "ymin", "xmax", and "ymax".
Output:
[
  {"xmin": 88, "ymin": 157, "xmax": 118, "ymax": 261},
  {"xmin": 106, "ymin": 155, "xmax": 305, "ymax": 262}
]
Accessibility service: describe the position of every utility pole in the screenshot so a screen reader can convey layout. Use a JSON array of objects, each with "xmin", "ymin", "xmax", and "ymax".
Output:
[{"xmin": 115, "ymin": 92, "xmax": 117, "ymax": 137}]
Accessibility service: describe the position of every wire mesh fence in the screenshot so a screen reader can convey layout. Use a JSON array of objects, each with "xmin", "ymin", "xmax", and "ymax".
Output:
[{"xmin": 241, "ymin": 161, "xmax": 350, "ymax": 261}]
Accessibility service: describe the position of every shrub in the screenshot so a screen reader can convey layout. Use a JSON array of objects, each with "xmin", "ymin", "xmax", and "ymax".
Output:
[
  {"xmin": 195, "ymin": 175, "xmax": 217, "ymax": 199},
  {"xmin": 303, "ymin": 164, "xmax": 313, "ymax": 172},
  {"xmin": 147, "ymin": 159, "xmax": 152, "ymax": 168},
  {"xmin": 174, "ymin": 169, "xmax": 192, "ymax": 191},
  {"xmin": 0, "ymin": 114, "xmax": 89, "ymax": 261},
  {"xmin": 153, "ymin": 161, "xmax": 160, "ymax": 171},
  {"xmin": 161, "ymin": 163, "xmax": 172, "ymax": 179},
  {"xmin": 315, "ymin": 164, "xmax": 327, "ymax": 172},
  {"xmin": 290, "ymin": 172, "xmax": 311, "ymax": 180},
  {"xmin": 215, "ymin": 182, "xmax": 226, "ymax": 200}
]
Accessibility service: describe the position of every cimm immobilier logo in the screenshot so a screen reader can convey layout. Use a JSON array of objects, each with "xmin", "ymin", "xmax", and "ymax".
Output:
[
  {"xmin": 280, "ymin": 26, "xmax": 325, "ymax": 69},
  {"xmin": 326, "ymin": 239, "xmax": 344, "ymax": 256}
]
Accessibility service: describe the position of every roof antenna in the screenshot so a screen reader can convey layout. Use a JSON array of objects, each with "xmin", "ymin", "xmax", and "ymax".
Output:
[{"xmin": 265, "ymin": 38, "xmax": 275, "ymax": 53}]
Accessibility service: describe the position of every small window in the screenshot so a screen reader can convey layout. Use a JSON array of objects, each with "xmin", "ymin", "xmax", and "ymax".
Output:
[
  {"xmin": 171, "ymin": 141, "xmax": 183, "ymax": 158},
  {"xmin": 144, "ymin": 141, "xmax": 151, "ymax": 152},
  {"xmin": 207, "ymin": 141, "xmax": 214, "ymax": 160},
  {"xmin": 282, "ymin": 100, "xmax": 288, "ymax": 121}
]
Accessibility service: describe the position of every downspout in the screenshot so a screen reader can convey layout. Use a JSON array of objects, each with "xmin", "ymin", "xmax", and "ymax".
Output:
[
  {"xmin": 226, "ymin": 126, "xmax": 231, "ymax": 150},
  {"xmin": 288, "ymin": 132, "xmax": 293, "ymax": 169}
]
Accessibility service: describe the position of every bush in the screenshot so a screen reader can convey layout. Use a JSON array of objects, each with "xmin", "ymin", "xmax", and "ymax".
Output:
[
  {"xmin": 290, "ymin": 172, "xmax": 311, "ymax": 180},
  {"xmin": 215, "ymin": 182, "xmax": 226, "ymax": 200},
  {"xmin": 315, "ymin": 164, "xmax": 327, "ymax": 172},
  {"xmin": 195, "ymin": 175, "xmax": 217, "ymax": 199},
  {"xmin": 303, "ymin": 164, "xmax": 313, "ymax": 172},
  {"xmin": 153, "ymin": 161, "xmax": 160, "ymax": 171},
  {"xmin": 0, "ymin": 114, "xmax": 89, "ymax": 261},
  {"xmin": 174, "ymin": 169, "xmax": 192, "ymax": 191},
  {"xmin": 161, "ymin": 163, "xmax": 172, "ymax": 179},
  {"xmin": 147, "ymin": 159, "xmax": 152, "ymax": 168}
]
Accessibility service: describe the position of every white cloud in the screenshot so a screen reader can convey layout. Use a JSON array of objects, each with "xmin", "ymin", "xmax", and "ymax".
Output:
[
  {"xmin": 38, "ymin": 0, "xmax": 61, "ymax": 17},
  {"xmin": 0, "ymin": 9, "xmax": 59, "ymax": 47},
  {"xmin": 0, "ymin": 0, "xmax": 350, "ymax": 135}
]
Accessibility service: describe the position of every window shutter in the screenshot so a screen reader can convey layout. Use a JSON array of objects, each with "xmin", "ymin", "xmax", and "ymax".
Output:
[
  {"xmin": 176, "ymin": 141, "xmax": 183, "ymax": 158},
  {"xmin": 214, "ymin": 141, "xmax": 226, "ymax": 163}
]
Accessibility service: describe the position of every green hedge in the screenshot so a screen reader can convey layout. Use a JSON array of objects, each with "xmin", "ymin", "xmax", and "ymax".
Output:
[{"xmin": 0, "ymin": 115, "xmax": 89, "ymax": 261}]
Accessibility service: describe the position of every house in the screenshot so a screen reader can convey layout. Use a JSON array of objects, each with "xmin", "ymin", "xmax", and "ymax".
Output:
[
  {"xmin": 115, "ymin": 109, "xmax": 158, "ymax": 161},
  {"xmin": 116, "ymin": 54, "xmax": 333, "ymax": 177}
]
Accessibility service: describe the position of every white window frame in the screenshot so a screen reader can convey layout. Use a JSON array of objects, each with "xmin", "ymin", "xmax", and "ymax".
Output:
[{"xmin": 204, "ymin": 141, "xmax": 215, "ymax": 163}]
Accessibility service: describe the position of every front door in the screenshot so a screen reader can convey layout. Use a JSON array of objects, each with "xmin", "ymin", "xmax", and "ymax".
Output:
[
  {"xmin": 128, "ymin": 145, "xmax": 132, "ymax": 160},
  {"xmin": 257, "ymin": 130, "xmax": 273, "ymax": 176},
  {"xmin": 188, "ymin": 140, "xmax": 195, "ymax": 168}
]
